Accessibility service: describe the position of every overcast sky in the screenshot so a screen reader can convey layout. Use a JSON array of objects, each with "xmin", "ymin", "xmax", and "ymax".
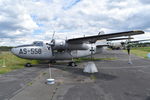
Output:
[{"xmin": 0, "ymin": 0, "xmax": 150, "ymax": 46}]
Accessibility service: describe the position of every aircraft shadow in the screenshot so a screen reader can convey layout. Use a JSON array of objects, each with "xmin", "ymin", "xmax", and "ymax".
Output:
[
  {"xmin": 146, "ymin": 96, "xmax": 150, "ymax": 100},
  {"xmin": 31, "ymin": 62, "xmax": 117, "ymax": 81},
  {"xmin": 50, "ymin": 64, "xmax": 117, "ymax": 81}
]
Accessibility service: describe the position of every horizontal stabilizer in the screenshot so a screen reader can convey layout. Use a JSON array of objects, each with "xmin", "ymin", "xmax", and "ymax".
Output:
[{"xmin": 96, "ymin": 44, "xmax": 109, "ymax": 47}]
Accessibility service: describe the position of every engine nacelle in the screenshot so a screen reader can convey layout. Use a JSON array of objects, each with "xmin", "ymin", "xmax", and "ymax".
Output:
[
  {"xmin": 52, "ymin": 40, "xmax": 89, "ymax": 50},
  {"xmin": 53, "ymin": 40, "xmax": 66, "ymax": 49}
]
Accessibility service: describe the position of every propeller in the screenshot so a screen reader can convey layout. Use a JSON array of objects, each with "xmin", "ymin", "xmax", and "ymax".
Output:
[
  {"xmin": 50, "ymin": 31, "xmax": 55, "ymax": 46},
  {"xmin": 49, "ymin": 31, "xmax": 56, "ymax": 56}
]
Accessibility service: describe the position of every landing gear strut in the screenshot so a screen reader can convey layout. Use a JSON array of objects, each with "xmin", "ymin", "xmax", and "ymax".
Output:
[
  {"xmin": 68, "ymin": 61, "xmax": 77, "ymax": 67},
  {"xmin": 67, "ymin": 50, "xmax": 77, "ymax": 67},
  {"xmin": 49, "ymin": 60, "xmax": 56, "ymax": 64},
  {"xmin": 25, "ymin": 63, "xmax": 32, "ymax": 67}
]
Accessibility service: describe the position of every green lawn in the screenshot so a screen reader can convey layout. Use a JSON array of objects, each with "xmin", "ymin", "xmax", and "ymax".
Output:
[
  {"xmin": 0, "ymin": 51, "xmax": 116, "ymax": 74},
  {"xmin": 126, "ymin": 47, "xmax": 150, "ymax": 58},
  {"xmin": 74, "ymin": 57, "xmax": 116, "ymax": 63},
  {"xmin": 0, "ymin": 52, "xmax": 40, "ymax": 74}
]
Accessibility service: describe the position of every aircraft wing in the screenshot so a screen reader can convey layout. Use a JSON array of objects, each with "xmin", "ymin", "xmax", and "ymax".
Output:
[
  {"xmin": 67, "ymin": 30, "xmax": 144, "ymax": 44},
  {"xmin": 107, "ymin": 37, "xmax": 134, "ymax": 41}
]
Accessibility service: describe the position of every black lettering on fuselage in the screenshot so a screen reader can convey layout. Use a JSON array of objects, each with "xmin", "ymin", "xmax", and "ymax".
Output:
[
  {"xmin": 30, "ymin": 48, "xmax": 42, "ymax": 54},
  {"xmin": 31, "ymin": 48, "xmax": 34, "ymax": 54},
  {"xmin": 23, "ymin": 48, "xmax": 27, "ymax": 54},
  {"xmin": 19, "ymin": 48, "xmax": 42, "ymax": 54},
  {"xmin": 19, "ymin": 49, "xmax": 24, "ymax": 54},
  {"xmin": 38, "ymin": 49, "xmax": 42, "ymax": 54}
]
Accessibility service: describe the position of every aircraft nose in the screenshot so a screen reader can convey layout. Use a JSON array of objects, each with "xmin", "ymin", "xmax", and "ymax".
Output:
[{"xmin": 11, "ymin": 48, "xmax": 18, "ymax": 55}]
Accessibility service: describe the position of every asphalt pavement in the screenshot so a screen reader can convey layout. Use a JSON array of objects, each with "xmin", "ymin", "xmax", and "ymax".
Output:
[{"xmin": 1, "ymin": 50, "xmax": 150, "ymax": 100}]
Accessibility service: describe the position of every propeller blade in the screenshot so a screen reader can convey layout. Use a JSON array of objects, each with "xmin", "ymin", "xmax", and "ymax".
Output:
[
  {"xmin": 50, "ymin": 31, "xmax": 56, "ymax": 56},
  {"xmin": 51, "ymin": 31, "xmax": 55, "ymax": 40}
]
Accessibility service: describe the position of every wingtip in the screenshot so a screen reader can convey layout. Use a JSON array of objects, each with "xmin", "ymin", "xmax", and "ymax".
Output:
[{"xmin": 133, "ymin": 30, "xmax": 144, "ymax": 33}]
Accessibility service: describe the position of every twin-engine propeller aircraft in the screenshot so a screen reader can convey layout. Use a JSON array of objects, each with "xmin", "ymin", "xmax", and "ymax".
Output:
[{"xmin": 11, "ymin": 30, "xmax": 144, "ymax": 67}]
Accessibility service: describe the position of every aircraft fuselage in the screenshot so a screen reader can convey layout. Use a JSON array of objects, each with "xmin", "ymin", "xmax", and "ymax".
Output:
[{"xmin": 11, "ymin": 41, "xmax": 99, "ymax": 60}]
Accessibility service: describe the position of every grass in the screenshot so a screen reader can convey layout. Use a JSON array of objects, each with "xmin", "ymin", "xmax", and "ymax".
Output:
[
  {"xmin": 0, "ymin": 51, "xmax": 116, "ymax": 74},
  {"xmin": 132, "ymin": 47, "xmax": 150, "ymax": 52},
  {"xmin": 74, "ymin": 57, "xmax": 116, "ymax": 63},
  {"xmin": 0, "ymin": 51, "xmax": 40, "ymax": 74},
  {"xmin": 124, "ymin": 47, "xmax": 150, "ymax": 58},
  {"xmin": 90, "ymin": 75, "xmax": 97, "ymax": 80},
  {"xmin": 0, "ymin": 67, "xmax": 12, "ymax": 74}
]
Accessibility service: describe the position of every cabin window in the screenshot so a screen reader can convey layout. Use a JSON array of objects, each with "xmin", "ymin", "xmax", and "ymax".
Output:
[{"xmin": 33, "ymin": 41, "xmax": 43, "ymax": 46}]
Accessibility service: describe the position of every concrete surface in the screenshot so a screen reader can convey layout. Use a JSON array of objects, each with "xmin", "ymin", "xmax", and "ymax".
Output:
[{"xmin": 1, "ymin": 50, "xmax": 150, "ymax": 100}]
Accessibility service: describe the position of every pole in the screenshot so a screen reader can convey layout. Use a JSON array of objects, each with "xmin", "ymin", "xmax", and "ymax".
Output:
[
  {"xmin": 127, "ymin": 36, "xmax": 132, "ymax": 64},
  {"xmin": 2, "ymin": 58, "xmax": 6, "ymax": 67},
  {"xmin": 49, "ymin": 64, "xmax": 51, "ymax": 79},
  {"xmin": 128, "ymin": 55, "xmax": 132, "ymax": 64},
  {"xmin": 47, "ymin": 63, "xmax": 55, "ymax": 84},
  {"xmin": 90, "ymin": 43, "xmax": 94, "ymax": 61}
]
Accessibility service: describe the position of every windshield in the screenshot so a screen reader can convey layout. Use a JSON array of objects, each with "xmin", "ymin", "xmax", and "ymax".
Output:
[{"xmin": 33, "ymin": 41, "xmax": 43, "ymax": 46}]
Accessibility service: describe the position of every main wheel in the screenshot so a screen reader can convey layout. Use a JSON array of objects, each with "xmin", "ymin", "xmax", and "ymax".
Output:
[
  {"xmin": 25, "ymin": 63, "xmax": 32, "ymax": 67},
  {"xmin": 49, "ymin": 60, "xmax": 56, "ymax": 64},
  {"xmin": 68, "ymin": 62, "xmax": 77, "ymax": 67}
]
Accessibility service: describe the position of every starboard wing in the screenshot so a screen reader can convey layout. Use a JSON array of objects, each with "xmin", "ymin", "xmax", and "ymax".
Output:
[{"xmin": 67, "ymin": 30, "xmax": 144, "ymax": 44}]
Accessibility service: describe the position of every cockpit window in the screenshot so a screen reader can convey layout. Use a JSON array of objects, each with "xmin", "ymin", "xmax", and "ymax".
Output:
[{"xmin": 33, "ymin": 41, "xmax": 43, "ymax": 46}]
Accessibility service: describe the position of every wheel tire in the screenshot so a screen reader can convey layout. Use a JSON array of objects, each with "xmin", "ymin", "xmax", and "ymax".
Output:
[
  {"xmin": 68, "ymin": 62, "xmax": 77, "ymax": 67},
  {"xmin": 50, "ymin": 60, "xmax": 56, "ymax": 64},
  {"xmin": 71, "ymin": 62, "xmax": 75, "ymax": 67},
  {"xmin": 68, "ymin": 62, "xmax": 72, "ymax": 66},
  {"xmin": 25, "ymin": 63, "xmax": 32, "ymax": 67},
  {"xmin": 71, "ymin": 62, "xmax": 77, "ymax": 67}
]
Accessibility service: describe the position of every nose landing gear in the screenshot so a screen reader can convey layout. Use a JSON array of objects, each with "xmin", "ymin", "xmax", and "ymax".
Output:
[{"xmin": 25, "ymin": 63, "xmax": 32, "ymax": 67}]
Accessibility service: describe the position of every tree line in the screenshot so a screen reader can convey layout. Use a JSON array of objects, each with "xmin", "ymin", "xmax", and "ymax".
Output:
[{"xmin": 0, "ymin": 46, "xmax": 13, "ymax": 51}]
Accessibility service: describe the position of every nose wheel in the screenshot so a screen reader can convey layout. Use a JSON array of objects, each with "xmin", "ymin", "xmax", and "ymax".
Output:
[
  {"xmin": 25, "ymin": 63, "xmax": 32, "ymax": 67},
  {"xmin": 68, "ymin": 61, "xmax": 77, "ymax": 67}
]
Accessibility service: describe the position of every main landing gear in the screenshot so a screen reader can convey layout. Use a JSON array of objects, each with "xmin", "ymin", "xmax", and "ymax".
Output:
[
  {"xmin": 25, "ymin": 63, "xmax": 32, "ymax": 67},
  {"xmin": 68, "ymin": 61, "xmax": 77, "ymax": 67},
  {"xmin": 49, "ymin": 60, "xmax": 56, "ymax": 64}
]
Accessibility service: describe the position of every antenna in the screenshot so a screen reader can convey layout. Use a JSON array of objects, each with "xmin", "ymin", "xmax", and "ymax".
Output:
[{"xmin": 98, "ymin": 31, "xmax": 104, "ymax": 35}]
